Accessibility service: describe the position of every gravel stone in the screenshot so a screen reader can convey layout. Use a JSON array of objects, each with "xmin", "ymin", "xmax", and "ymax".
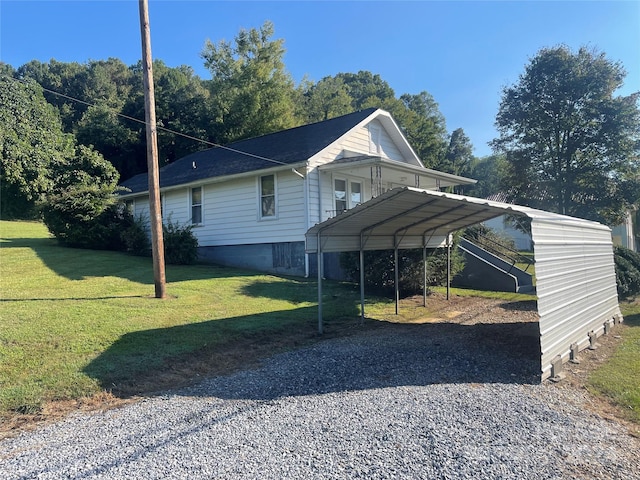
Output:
[{"xmin": 1, "ymin": 323, "xmax": 638, "ymax": 479}]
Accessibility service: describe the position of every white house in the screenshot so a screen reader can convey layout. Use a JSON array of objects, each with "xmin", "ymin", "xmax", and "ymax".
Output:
[
  {"xmin": 119, "ymin": 108, "xmax": 475, "ymax": 276},
  {"xmin": 611, "ymin": 208, "xmax": 638, "ymax": 252}
]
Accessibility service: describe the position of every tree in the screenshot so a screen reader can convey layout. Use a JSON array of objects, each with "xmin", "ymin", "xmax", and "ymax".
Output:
[
  {"xmin": 75, "ymin": 105, "xmax": 139, "ymax": 175},
  {"xmin": 0, "ymin": 74, "xmax": 121, "ymax": 245},
  {"xmin": 16, "ymin": 58, "xmax": 145, "ymax": 180},
  {"xmin": 335, "ymin": 71, "xmax": 396, "ymax": 110},
  {"xmin": 201, "ymin": 21, "xmax": 297, "ymax": 143},
  {"xmin": 123, "ymin": 61, "xmax": 210, "ymax": 177},
  {"xmin": 16, "ymin": 59, "xmax": 87, "ymax": 131},
  {"xmin": 444, "ymin": 128, "xmax": 474, "ymax": 178},
  {"xmin": 0, "ymin": 77, "xmax": 73, "ymax": 218},
  {"xmin": 394, "ymin": 91, "xmax": 448, "ymax": 169},
  {"xmin": 40, "ymin": 141, "xmax": 123, "ymax": 250},
  {"xmin": 298, "ymin": 75, "xmax": 352, "ymax": 123},
  {"xmin": 141, "ymin": 62, "xmax": 210, "ymax": 164},
  {"xmin": 493, "ymin": 46, "xmax": 640, "ymax": 225},
  {"xmin": 466, "ymin": 154, "xmax": 509, "ymax": 199}
]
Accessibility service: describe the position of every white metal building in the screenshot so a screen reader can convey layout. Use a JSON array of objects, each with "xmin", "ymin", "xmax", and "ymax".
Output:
[{"xmin": 306, "ymin": 187, "xmax": 623, "ymax": 380}]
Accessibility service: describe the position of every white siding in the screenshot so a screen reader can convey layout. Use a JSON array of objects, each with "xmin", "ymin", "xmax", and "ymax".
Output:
[
  {"xmin": 307, "ymin": 168, "xmax": 321, "ymax": 227},
  {"xmin": 127, "ymin": 171, "xmax": 306, "ymax": 247},
  {"xmin": 193, "ymin": 170, "xmax": 307, "ymax": 247},
  {"xmin": 309, "ymin": 120, "xmax": 406, "ymax": 170},
  {"xmin": 164, "ymin": 189, "xmax": 189, "ymax": 223},
  {"xmin": 132, "ymin": 196, "xmax": 149, "ymax": 219},
  {"xmin": 339, "ymin": 120, "xmax": 402, "ymax": 160},
  {"xmin": 307, "ymin": 118, "xmax": 414, "ymax": 224},
  {"xmin": 371, "ymin": 120, "xmax": 403, "ymax": 160},
  {"xmin": 316, "ymin": 170, "xmax": 372, "ymax": 222}
]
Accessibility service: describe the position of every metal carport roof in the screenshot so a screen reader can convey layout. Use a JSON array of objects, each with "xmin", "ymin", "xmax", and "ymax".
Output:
[{"xmin": 305, "ymin": 187, "xmax": 623, "ymax": 380}]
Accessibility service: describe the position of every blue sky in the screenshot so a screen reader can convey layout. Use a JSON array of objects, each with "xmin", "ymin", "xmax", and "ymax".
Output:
[{"xmin": 1, "ymin": 1, "xmax": 638, "ymax": 157}]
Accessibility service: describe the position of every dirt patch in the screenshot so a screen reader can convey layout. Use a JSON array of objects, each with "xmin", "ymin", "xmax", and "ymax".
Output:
[{"xmin": 1, "ymin": 293, "xmax": 635, "ymax": 440}]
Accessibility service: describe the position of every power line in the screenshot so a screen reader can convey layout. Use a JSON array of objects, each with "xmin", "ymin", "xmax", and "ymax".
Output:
[{"xmin": 3, "ymin": 74, "xmax": 289, "ymax": 166}]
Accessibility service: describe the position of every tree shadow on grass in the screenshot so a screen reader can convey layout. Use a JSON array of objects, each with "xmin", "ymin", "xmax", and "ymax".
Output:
[
  {"xmin": 239, "ymin": 277, "xmax": 360, "ymax": 306},
  {"xmin": 0, "ymin": 236, "xmax": 256, "ymax": 285},
  {"xmin": 83, "ymin": 303, "xmax": 542, "ymax": 402}
]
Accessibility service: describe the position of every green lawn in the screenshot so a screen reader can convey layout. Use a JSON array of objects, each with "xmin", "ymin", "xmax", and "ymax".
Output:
[
  {"xmin": 588, "ymin": 300, "xmax": 640, "ymax": 423},
  {"xmin": 0, "ymin": 221, "xmax": 362, "ymax": 416}
]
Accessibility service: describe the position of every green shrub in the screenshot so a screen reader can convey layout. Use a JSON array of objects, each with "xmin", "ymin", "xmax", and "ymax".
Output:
[
  {"xmin": 120, "ymin": 214, "xmax": 151, "ymax": 256},
  {"xmin": 163, "ymin": 219, "xmax": 199, "ymax": 265},
  {"xmin": 41, "ymin": 185, "xmax": 132, "ymax": 251},
  {"xmin": 615, "ymin": 246, "xmax": 640, "ymax": 299},
  {"xmin": 340, "ymin": 244, "xmax": 465, "ymax": 298}
]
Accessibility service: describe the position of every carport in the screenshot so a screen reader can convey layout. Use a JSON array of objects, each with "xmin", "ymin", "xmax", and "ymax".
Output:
[{"xmin": 305, "ymin": 187, "xmax": 623, "ymax": 380}]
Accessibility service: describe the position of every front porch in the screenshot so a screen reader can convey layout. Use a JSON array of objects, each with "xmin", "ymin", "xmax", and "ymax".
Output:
[{"xmin": 318, "ymin": 155, "xmax": 476, "ymax": 219}]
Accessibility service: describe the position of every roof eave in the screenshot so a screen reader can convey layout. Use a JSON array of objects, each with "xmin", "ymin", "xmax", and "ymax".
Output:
[
  {"xmin": 319, "ymin": 156, "xmax": 477, "ymax": 186},
  {"xmin": 118, "ymin": 160, "xmax": 308, "ymax": 198}
]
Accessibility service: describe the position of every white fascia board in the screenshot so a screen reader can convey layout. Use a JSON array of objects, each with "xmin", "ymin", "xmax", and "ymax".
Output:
[
  {"xmin": 318, "ymin": 157, "xmax": 477, "ymax": 186},
  {"xmin": 118, "ymin": 161, "xmax": 308, "ymax": 198}
]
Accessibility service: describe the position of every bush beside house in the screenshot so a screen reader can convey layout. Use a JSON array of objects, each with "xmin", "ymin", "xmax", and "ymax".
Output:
[{"xmin": 615, "ymin": 246, "xmax": 640, "ymax": 299}]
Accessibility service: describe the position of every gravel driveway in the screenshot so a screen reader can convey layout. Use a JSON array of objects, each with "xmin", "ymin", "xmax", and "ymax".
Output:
[{"xmin": 1, "ymin": 316, "xmax": 639, "ymax": 479}]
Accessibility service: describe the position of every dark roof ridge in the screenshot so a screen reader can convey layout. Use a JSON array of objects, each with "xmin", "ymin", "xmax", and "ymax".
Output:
[{"xmin": 225, "ymin": 107, "xmax": 379, "ymax": 148}]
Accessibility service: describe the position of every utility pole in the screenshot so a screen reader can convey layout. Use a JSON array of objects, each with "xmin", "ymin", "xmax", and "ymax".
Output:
[{"xmin": 138, "ymin": 0, "xmax": 166, "ymax": 298}]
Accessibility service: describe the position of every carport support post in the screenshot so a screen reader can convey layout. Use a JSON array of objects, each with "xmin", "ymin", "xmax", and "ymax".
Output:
[
  {"xmin": 422, "ymin": 244, "xmax": 427, "ymax": 307},
  {"xmin": 359, "ymin": 246, "xmax": 365, "ymax": 324},
  {"xmin": 317, "ymin": 233, "xmax": 323, "ymax": 334},
  {"xmin": 394, "ymin": 240, "xmax": 399, "ymax": 315},
  {"xmin": 446, "ymin": 235, "xmax": 451, "ymax": 301}
]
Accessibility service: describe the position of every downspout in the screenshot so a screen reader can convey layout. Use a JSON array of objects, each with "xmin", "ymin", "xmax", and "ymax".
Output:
[
  {"xmin": 292, "ymin": 166, "xmax": 310, "ymax": 277},
  {"xmin": 446, "ymin": 233, "xmax": 452, "ymax": 301}
]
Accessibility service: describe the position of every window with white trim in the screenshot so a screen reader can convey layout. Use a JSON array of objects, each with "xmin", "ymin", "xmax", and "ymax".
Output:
[
  {"xmin": 334, "ymin": 178, "xmax": 362, "ymax": 215},
  {"xmin": 350, "ymin": 181, "xmax": 362, "ymax": 206},
  {"xmin": 191, "ymin": 187, "xmax": 202, "ymax": 225},
  {"xmin": 334, "ymin": 178, "xmax": 347, "ymax": 214},
  {"xmin": 125, "ymin": 199, "xmax": 134, "ymax": 214},
  {"xmin": 260, "ymin": 174, "xmax": 276, "ymax": 218}
]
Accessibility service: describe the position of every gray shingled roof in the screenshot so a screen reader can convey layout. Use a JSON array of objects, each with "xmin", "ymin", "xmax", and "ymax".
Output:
[{"xmin": 120, "ymin": 108, "xmax": 377, "ymax": 195}]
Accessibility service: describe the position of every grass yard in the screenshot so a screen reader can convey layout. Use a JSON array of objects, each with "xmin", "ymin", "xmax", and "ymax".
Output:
[
  {"xmin": 588, "ymin": 300, "xmax": 640, "ymax": 423},
  {"xmin": 0, "ymin": 220, "xmax": 365, "ymax": 418}
]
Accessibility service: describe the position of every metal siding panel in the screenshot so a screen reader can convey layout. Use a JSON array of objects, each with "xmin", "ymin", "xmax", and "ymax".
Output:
[{"xmin": 532, "ymin": 219, "xmax": 622, "ymax": 379}]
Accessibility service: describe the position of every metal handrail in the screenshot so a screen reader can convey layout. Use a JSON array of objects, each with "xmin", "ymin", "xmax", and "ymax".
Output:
[{"xmin": 461, "ymin": 234, "xmax": 534, "ymax": 273}]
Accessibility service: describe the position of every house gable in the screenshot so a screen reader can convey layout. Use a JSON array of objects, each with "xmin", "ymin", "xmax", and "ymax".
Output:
[{"xmin": 307, "ymin": 109, "xmax": 423, "ymax": 169}]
